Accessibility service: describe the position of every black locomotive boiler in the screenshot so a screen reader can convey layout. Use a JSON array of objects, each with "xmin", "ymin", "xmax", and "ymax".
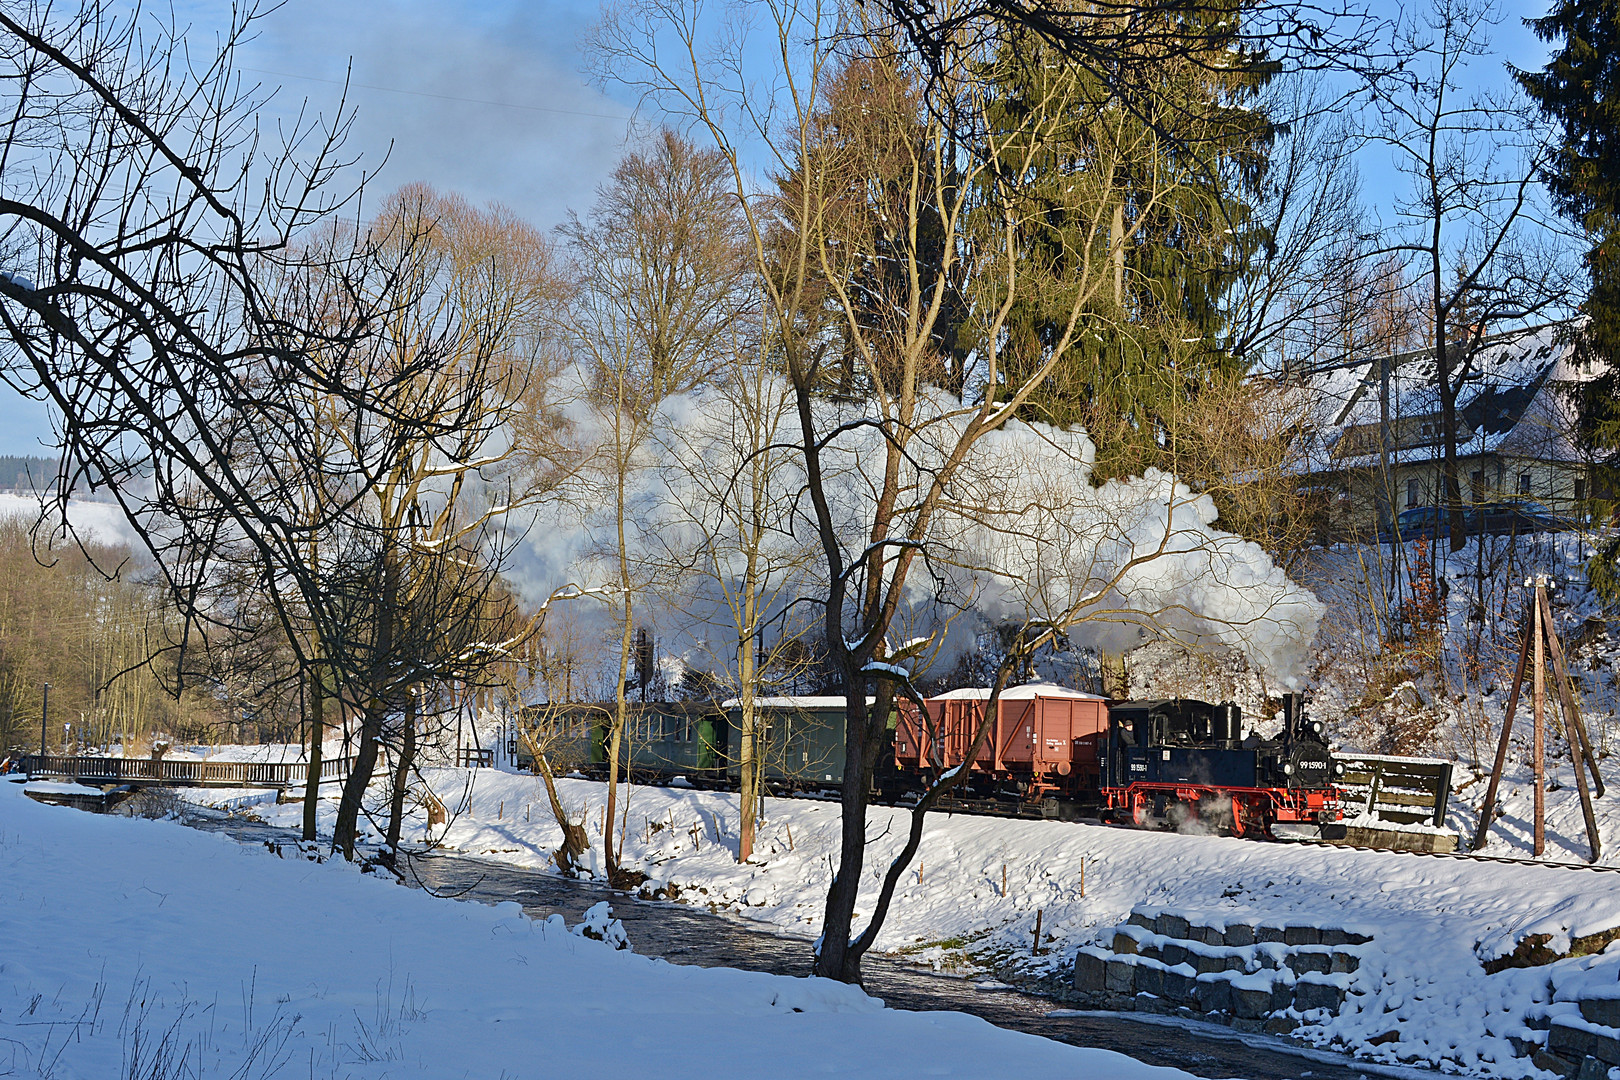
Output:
[{"xmin": 1101, "ymin": 692, "xmax": 1346, "ymax": 837}]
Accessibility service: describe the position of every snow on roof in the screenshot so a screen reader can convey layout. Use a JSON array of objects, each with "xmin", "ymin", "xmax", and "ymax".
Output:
[
  {"xmin": 1300, "ymin": 322, "xmax": 1598, "ymax": 473},
  {"xmin": 929, "ymin": 683, "xmax": 1106, "ymax": 702}
]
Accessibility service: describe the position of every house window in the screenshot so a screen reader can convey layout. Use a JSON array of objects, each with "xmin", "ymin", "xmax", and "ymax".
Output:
[
  {"xmin": 1406, "ymin": 479, "xmax": 1419, "ymax": 508},
  {"xmin": 1575, "ymin": 478, "xmax": 1586, "ymax": 503},
  {"xmin": 1470, "ymin": 470, "xmax": 1485, "ymax": 501},
  {"xmin": 1519, "ymin": 473, "xmax": 1532, "ymax": 496}
]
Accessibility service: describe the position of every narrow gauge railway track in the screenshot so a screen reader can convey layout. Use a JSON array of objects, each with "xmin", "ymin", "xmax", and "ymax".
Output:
[{"xmin": 1273, "ymin": 833, "xmax": 1620, "ymax": 874}]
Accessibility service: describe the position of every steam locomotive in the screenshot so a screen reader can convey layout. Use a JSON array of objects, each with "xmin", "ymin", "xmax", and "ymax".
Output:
[{"xmin": 1100, "ymin": 694, "xmax": 1346, "ymax": 837}]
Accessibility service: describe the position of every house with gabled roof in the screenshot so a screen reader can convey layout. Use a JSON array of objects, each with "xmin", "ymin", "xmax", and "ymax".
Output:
[{"xmin": 1297, "ymin": 322, "xmax": 1603, "ymax": 540}]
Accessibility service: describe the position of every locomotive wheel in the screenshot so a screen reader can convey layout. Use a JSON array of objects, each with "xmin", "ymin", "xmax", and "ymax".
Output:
[
  {"xmin": 1130, "ymin": 793, "xmax": 1158, "ymax": 829},
  {"xmin": 1196, "ymin": 795, "xmax": 1236, "ymax": 835}
]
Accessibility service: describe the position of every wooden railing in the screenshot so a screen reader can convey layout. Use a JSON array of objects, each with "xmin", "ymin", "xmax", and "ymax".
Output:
[
  {"xmin": 15, "ymin": 753, "xmax": 354, "ymax": 789},
  {"xmin": 1335, "ymin": 754, "xmax": 1454, "ymax": 827}
]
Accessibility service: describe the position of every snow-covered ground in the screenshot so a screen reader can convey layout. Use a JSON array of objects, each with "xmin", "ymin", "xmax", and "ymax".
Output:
[
  {"xmin": 223, "ymin": 766, "xmax": 1620, "ymax": 1077},
  {"xmin": 0, "ymin": 780, "xmax": 1202, "ymax": 1080}
]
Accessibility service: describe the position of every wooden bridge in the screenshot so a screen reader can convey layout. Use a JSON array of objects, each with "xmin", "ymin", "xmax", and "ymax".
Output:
[{"xmin": 14, "ymin": 753, "xmax": 354, "ymax": 790}]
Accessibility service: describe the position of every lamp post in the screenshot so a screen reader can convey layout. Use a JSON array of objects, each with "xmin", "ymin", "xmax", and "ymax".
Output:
[{"xmin": 40, "ymin": 682, "xmax": 49, "ymax": 757}]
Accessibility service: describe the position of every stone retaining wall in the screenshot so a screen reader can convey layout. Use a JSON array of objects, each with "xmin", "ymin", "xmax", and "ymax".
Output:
[
  {"xmin": 1071, "ymin": 908, "xmax": 1370, "ymax": 1036},
  {"xmin": 1071, "ymin": 906, "xmax": 1620, "ymax": 1079}
]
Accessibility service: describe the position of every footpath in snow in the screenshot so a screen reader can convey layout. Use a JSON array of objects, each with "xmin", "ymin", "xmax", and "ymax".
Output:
[
  {"xmin": 0, "ymin": 780, "xmax": 1197, "ymax": 1080},
  {"xmin": 224, "ymin": 766, "xmax": 1620, "ymax": 1078}
]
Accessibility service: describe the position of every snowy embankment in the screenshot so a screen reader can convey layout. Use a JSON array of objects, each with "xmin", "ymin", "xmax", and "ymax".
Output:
[
  {"xmin": 0, "ymin": 781, "xmax": 1193, "ymax": 1080},
  {"xmin": 235, "ymin": 768, "xmax": 1620, "ymax": 1077}
]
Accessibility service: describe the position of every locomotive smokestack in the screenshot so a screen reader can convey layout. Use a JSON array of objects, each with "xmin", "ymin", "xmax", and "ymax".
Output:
[{"xmin": 1282, "ymin": 692, "xmax": 1303, "ymax": 737}]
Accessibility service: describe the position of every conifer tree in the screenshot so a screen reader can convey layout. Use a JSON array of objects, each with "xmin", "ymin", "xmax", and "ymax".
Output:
[
  {"xmin": 1516, "ymin": 0, "xmax": 1620, "ymax": 599},
  {"xmin": 978, "ymin": 7, "xmax": 1276, "ymax": 480}
]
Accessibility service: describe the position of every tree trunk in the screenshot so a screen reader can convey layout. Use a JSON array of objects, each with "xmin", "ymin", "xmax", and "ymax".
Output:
[
  {"xmin": 385, "ymin": 692, "xmax": 416, "ymax": 856},
  {"xmin": 302, "ymin": 656, "xmax": 324, "ymax": 842},
  {"xmin": 525, "ymin": 739, "xmax": 591, "ymax": 872},
  {"xmin": 332, "ymin": 548, "xmax": 398, "ymax": 860},
  {"xmin": 333, "ymin": 701, "xmax": 384, "ymax": 860},
  {"xmin": 737, "ymin": 630, "xmax": 757, "ymax": 863},
  {"xmin": 1440, "ymin": 372, "xmax": 1467, "ymax": 553},
  {"xmin": 604, "ymin": 596, "xmax": 632, "ymax": 876},
  {"xmin": 814, "ymin": 693, "xmax": 872, "ymax": 983}
]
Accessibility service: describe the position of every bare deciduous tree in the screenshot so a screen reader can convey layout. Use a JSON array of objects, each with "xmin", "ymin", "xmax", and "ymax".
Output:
[
  {"xmin": 558, "ymin": 131, "xmax": 750, "ymax": 878},
  {"xmin": 1365, "ymin": 0, "xmax": 1578, "ymax": 551}
]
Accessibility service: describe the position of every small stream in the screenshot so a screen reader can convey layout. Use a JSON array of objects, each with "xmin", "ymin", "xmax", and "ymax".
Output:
[{"xmin": 190, "ymin": 811, "xmax": 1404, "ymax": 1080}]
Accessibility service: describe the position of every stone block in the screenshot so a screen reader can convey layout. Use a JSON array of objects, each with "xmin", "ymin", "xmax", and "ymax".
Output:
[
  {"xmin": 1330, "ymin": 951, "xmax": 1361, "ymax": 975},
  {"xmin": 1134, "ymin": 964, "xmax": 1165, "ymax": 999},
  {"xmin": 1074, "ymin": 951, "xmax": 1106, "ymax": 994},
  {"xmin": 1160, "ymin": 943, "xmax": 1189, "ymax": 968},
  {"xmin": 1288, "ymin": 951, "xmax": 1332, "ymax": 975},
  {"xmin": 1196, "ymin": 978, "xmax": 1234, "ymax": 1014},
  {"xmin": 1232, "ymin": 984, "xmax": 1274, "ymax": 1019},
  {"xmin": 1578, "ymin": 1055, "xmax": 1612, "ymax": 1080},
  {"xmin": 1526, "ymin": 1012, "xmax": 1554, "ymax": 1032},
  {"xmin": 1294, "ymin": 981, "xmax": 1346, "ymax": 1012},
  {"xmin": 1128, "ymin": 911, "xmax": 1156, "ymax": 930},
  {"xmin": 1257, "ymin": 926, "xmax": 1286, "ymax": 944},
  {"xmin": 1533, "ymin": 1050, "xmax": 1579, "ymax": 1078},
  {"xmin": 1510, "ymin": 1035, "xmax": 1545, "ymax": 1058},
  {"xmin": 1161, "ymin": 969, "xmax": 1196, "ymax": 1005},
  {"xmin": 1549, "ymin": 1022, "xmax": 1600, "ymax": 1062},
  {"xmin": 1113, "ymin": 934, "xmax": 1139, "ymax": 956},
  {"xmin": 1137, "ymin": 944, "xmax": 1162, "ymax": 963},
  {"xmin": 1271, "ymin": 983, "xmax": 1294, "ymax": 1012},
  {"xmin": 1580, "ymin": 997, "xmax": 1620, "ymax": 1030},
  {"xmin": 1158, "ymin": 914, "xmax": 1191, "ymax": 940},
  {"xmin": 1195, "ymin": 953, "xmax": 1228, "ymax": 975},
  {"xmin": 1284, "ymin": 925, "xmax": 1323, "ymax": 946},
  {"xmin": 1262, "ymin": 1016, "xmax": 1299, "ymax": 1035},
  {"xmin": 1198, "ymin": 925, "xmax": 1226, "ymax": 946},
  {"xmin": 1591, "ymin": 1031, "xmax": 1620, "ymax": 1066},
  {"xmin": 1225, "ymin": 924, "xmax": 1256, "ymax": 947},
  {"xmin": 1226, "ymin": 955, "xmax": 1249, "ymax": 973},
  {"xmin": 1320, "ymin": 928, "xmax": 1369, "ymax": 947},
  {"xmin": 1104, "ymin": 958, "xmax": 1136, "ymax": 994}
]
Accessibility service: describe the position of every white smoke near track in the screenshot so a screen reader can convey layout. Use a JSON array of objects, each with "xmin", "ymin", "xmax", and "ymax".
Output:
[{"xmin": 509, "ymin": 379, "xmax": 1323, "ymax": 688}]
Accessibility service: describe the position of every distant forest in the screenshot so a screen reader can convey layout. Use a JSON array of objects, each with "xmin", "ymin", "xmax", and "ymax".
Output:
[{"xmin": 0, "ymin": 456, "xmax": 54, "ymax": 492}]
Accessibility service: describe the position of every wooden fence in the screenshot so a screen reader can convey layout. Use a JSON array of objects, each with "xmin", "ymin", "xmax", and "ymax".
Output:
[{"xmin": 1335, "ymin": 754, "xmax": 1454, "ymax": 827}]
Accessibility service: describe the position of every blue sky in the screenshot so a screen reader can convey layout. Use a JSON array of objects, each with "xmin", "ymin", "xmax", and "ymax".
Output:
[{"xmin": 0, "ymin": 0, "xmax": 1561, "ymax": 456}]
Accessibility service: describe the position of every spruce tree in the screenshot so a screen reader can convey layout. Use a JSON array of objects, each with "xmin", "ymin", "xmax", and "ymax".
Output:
[
  {"xmin": 1516, "ymin": 0, "xmax": 1620, "ymax": 599},
  {"xmin": 978, "ymin": 6, "xmax": 1276, "ymax": 480}
]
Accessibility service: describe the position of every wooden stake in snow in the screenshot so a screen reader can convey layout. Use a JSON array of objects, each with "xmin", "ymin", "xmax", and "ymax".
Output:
[
  {"xmin": 1032, "ymin": 909, "xmax": 1044, "ymax": 955},
  {"xmin": 499, "ymin": 800, "xmax": 504, "ymax": 821},
  {"xmin": 1002, "ymin": 863, "xmax": 1008, "ymax": 897},
  {"xmin": 785, "ymin": 824, "xmax": 794, "ymax": 852},
  {"xmin": 1473, "ymin": 575, "xmax": 1603, "ymax": 861},
  {"xmin": 1079, "ymin": 856, "xmax": 1086, "ymax": 899}
]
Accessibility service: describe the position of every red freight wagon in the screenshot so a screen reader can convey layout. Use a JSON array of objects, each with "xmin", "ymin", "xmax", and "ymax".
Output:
[{"xmin": 894, "ymin": 684, "xmax": 1110, "ymax": 800}]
